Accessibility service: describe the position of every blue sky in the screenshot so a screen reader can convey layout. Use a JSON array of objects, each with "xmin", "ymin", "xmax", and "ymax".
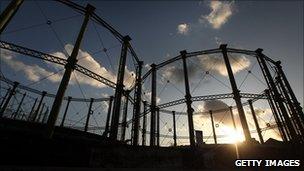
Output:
[{"xmin": 0, "ymin": 0, "xmax": 303, "ymax": 145}]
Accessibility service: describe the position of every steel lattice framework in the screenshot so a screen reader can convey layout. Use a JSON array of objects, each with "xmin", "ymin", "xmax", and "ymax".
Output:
[
  {"xmin": 0, "ymin": 41, "xmax": 117, "ymax": 89},
  {"xmin": 0, "ymin": 0, "xmax": 303, "ymax": 147}
]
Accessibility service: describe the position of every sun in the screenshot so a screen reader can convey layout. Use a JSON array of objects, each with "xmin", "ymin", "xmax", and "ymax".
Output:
[{"xmin": 220, "ymin": 125, "xmax": 244, "ymax": 143}]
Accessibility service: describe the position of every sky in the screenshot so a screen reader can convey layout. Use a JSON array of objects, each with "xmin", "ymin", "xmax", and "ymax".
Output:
[{"xmin": 0, "ymin": 0, "xmax": 303, "ymax": 145}]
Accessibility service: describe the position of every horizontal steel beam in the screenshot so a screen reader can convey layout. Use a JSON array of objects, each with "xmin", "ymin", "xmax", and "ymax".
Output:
[
  {"xmin": 126, "ymin": 92, "xmax": 266, "ymax": 124},
  {"xmin": 185, "ymin": 48, "xmax": 221, "ymax": 58},
  {"xmin": 74, "ymin": 64, "xmax": 116, "ymax": 88},
  {"xmin": 0, "ymin": 40, "xmax": 67, "ymax": 65},
  {"xmin": 0, "ymin": 40, "xmax": 116, "ymax": 89},
  {"xmin": 159, "ymin": 93, "xmax": 267, "ymax": 109},
  {"xmin": 55, "ymin": 0, "xmax": 124, "ymax": 41},
  {"xmin": 0, "ymin": 75, "xmax": 110, "ymax": 102},
  {"xmin": 71, "ymin": 126, "xmax": 105, "ymax": 131},
  {"xmin": 144, "ymin": 122, "xmax": 277, "ymax": 140},
  {"xmin": 227, "ymin": 48, "xmax": 276, "ymax": 64},
  {"xmin": 226, "ymin": 48, "xmax": 257, "ymax": 56},
  {"xmin": 141, "ymin": 47, "xmax": 269, "ymax": 82}
]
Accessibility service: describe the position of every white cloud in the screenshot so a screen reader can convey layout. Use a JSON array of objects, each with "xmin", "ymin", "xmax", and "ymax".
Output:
[
  {"xmin": 177, "ymin": 23, "xmax": 190, "ymax": 35},
  {"xmin": 1, "ymin": 49, "xmax": 62, "ymax": 83},
  {"xmin": 162, "ymin": 65, "xmax": 184, "ymax": 83},
  {"xmin": 50, "ymin": 44, "xmax": 136, "ymax": 89},
  {"xmin": 214, "ymin": 36, "xmax": 222, "ymax": 45},
  {"xmin": 1, "ymin": 44, "xmax": 136, "ymax": 89},
  {"xmin": 245, "ymin": 108, "xmax": 272, "ymax": 117},
  {"xmin": 197, "ymin": 54, "xmax": 250, "ymax": 76},
  {"xmin": 50, "ymin": 44, "xmax": 116, "ymax": 88},
  {"xmin": 144, "ymin": 64, "xmax": 151, "ymax": 70},
  {"xmin": 200, "ymin": 1, "xmax": 234, "ymax": 29},
  {"xmin": 143, "ymin": 91, "xmax": 161, "ymax": 104}
]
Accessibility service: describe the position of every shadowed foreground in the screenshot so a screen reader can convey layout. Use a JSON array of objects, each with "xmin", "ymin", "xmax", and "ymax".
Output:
[{"xmin": 0, "ymin": 118, "xmax": 303, "ymax": 170}]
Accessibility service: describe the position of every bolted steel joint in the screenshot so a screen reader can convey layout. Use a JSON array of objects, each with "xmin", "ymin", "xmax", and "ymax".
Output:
[
  {"xmin": 150, "ymin": 63, "xmax": 156, "ymax": 69},
  {"xmin": 123, "ymin": 35, "xmax": 132, "ymax": 42},
  {"xmin": 85, "ymin": 4, "xmax": 96, "ymax": 14},
  {"xmin": 255, "ymin": 48, "xmax": 263, "ymax": 54},
  {"xmin": 180, "ymin": 50, "xmax": 187, "ymax": 57},
  {"xmin": 219, "ymin": 44, "xmax": 228, "ymax": 50},
  {"xmin": 65, "ymin": 58, "xmax": 78, "ymax": 70},
  {"xmin": 185, "ymin": 94, "xmax": 192, "ymax": 100},
  {"xmin": 42, "ymin": 91, "xmax": 47, "ymax": 96}
]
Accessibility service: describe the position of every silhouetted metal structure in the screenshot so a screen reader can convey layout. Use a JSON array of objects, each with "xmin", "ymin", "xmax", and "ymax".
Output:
[
  {"xmin": 60, "ymin": 96, "xmax": 72, "ymax": 127},
  {"xmin": 150, "ymin": 63, "xmax": 157, "ymax": 146},
  {"xmin": 32, "ymin": 91, "xmax": 46, "ymax": 122},
  {"xmin": 172, "ymin": 111, "xmax": 177, "ymax": 147},
  {"xmin": 0, "ymin": 81, "xmax": 18, "ymax": 117},
  {"xmin": 209, "ymin": 110, "xmax": 217, "ymax": 144},
  {"xmin": 121, "ymin": 93, "xmax": 129, "ymax": 141},
  {"xmin": 181, "ymin": 50, "xmax": 195, "ymax": 147},
  {"xmin": 142, "ymin": 101, "xmax": 147, "ymax": 145},
  {"xmin": 256, "ymin": 49, "xmax": 299, "ymax": 142},
  {"xmin": 0, "ymin": 0, "xmax": 303, "ymax": 148},
  {"xmin": 248, "ymin": 100, "xmax": 264, "ymax": 144},
  {"xmin": 132, "ymin": 61, "xmax": 143, "ymax": 145},
  {"xmin": 104, "ymin": 96, "xmax": 113, "ymax": 137},
  {"xmin": 12, "ymin": 92, "xmax": 25, "ymax": 119},
  {"xmin": 221, "ymin": 44, "xmax": 252, "ymax": 142},
  {"xmin": 84, "ymin": 98, "xmax": 94, "ymax": 132},
  {"xmin": 0, "ymin": 0, "xmax": 24, "ymax": 34}
]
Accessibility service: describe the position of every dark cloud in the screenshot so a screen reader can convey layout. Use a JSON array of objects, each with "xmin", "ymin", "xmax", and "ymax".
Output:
[
  {"xmin": 161, "ymin": 53, "xmax": 250, "ymax": 84},
  {"xmin": 197, "ymin": 100, "xmax": 234, "ymax": 127},
  {"xmin": 161, "ymin": 64, "xmax": 199, "ymax": 84},
  {"xmin": 197, "ymin": 54, "xmax": 251, "ymax": 76}
]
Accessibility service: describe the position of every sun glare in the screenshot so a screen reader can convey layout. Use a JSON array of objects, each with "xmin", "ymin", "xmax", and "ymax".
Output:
[{"xmin": 221, "ymin": 126, "xmax": 244, "ymax": 143}]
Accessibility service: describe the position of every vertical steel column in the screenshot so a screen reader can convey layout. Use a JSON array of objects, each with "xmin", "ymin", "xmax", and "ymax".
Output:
[
  {"xmin": 276, "ymin": 76, "xmax": 304, "ymax": 137},
  {"xmin": 42, "ymin": 107, "xmax": 49, "ymax": 123},
  {"xmin": 275, "ymin": 79, "xmax": 294, "ymax": 122},
  {"xmin": 32, "ymin": 91, "xmax": 46, "ymax": 122},
  {"xmin": 220, "ymin": 44, "xmax": 252, "ymax": 142},
  {"xmin": 0, "ymin": 0, "xmax": 24, "ymax": 34},
  {"xmin": 46, "ymin": 4, "xmax": 95, "ymax": 138},
  {"xmin": 150, "ymin": 63, "xmax": 157, "ymax": 146},
  {"xmin": 265, "ymin": 89, "xmax": 288, "ymax": 141},
  {"xmin": 248, "ymin": 100, "xmax": 264, "ymax": 144},
  {"xmin": 21, "ymin": 113, "xmax": 26, "ymax": 120},
  {"xmin": 130, "ymin": 106, "xmax": 135, "ymax": 143},
  {"xmin": 229, "ymin": 107, "xmax": 237, "ymax": 131},
  {"xmin": 132, "ymin": 61, "xmax": 143, "ymax": 146},
  {"xmin": 104, "ymin": 96, "xmax": 113, "ymax": 137},
  {"xmin": 37, "ymin": 103, "xmax": 45, "ymax": 122},
  {"xmin": 257, "ymin": 55, "xmax": 290, "ymax": 141},
  {"xmin": 180, "ymin": 50, "xmax": 195, "ymax": 147},
  {"xmin": 84, "ymin": 98, "xmax": 94, "ymax": 132},
  {"xmin": 13, "ymin": 92, "xmax": 26, "ymax": 119},
  {"xmin": 121, "ymin": 92, "xmax": 129, "ymax": 141},
  {"xmin": 209, "ymin": 110, "xmax": 217, "ymax": 144},
  {"xmin": 142, "ymin": 101, "xmax": 147, "ymax": 146},
  {"xmin": 0, "ymin": 81, "xmax": 18, "ymax": 117},
  {"xmin": 275, "ymin": 61, "xmax": 304, "ymax": 124},
  {"xmin": 110, "ymin": 36, "xmax": 131, "ymax": 140},
  {"xmin": 256, "ymin": 49, "xmax": 297, "ymax": 141},
  {"xmin": 60, "ymin": 96, "xmax": 72, "ymax": 127},
  {"xmin": 156, "ymin": 107, "xmax": 160, "ymax": 146},
  {"xmin": 172, "ymin": 111, "xmax": 177, "ymax": 147},
  {"xmin": 0, "ymin": 88, "xmax": 11, "ymax": 108},
  {"xmin": 28, "ymin": 98, "xmax": 37, "ymax": 121}
]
